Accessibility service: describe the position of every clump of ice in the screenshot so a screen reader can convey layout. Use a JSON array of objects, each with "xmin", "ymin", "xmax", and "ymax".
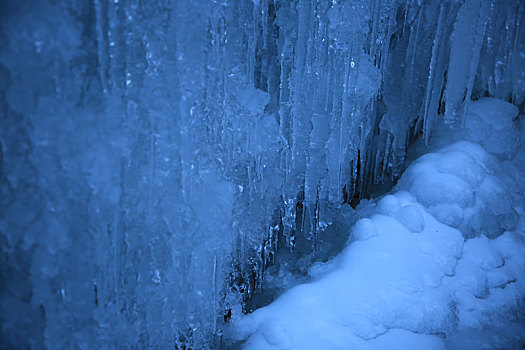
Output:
[
  {"xmin": 376, "ymin": 195, "xmax": 401, "ymax": 216},
  {"xmin": 397, "ymin": 205, "xmax": 425, "ymax": 233},
  {"xmin": 350, "ymin": 217, "xmax": 378, "ymax": 242},
  {"xmin": 465, "ymin": 98, "xmax": 520, "ymax": 158},
  {"xmin": 397, "ymin": 139, "xmax": 518, "ymax": 238}
]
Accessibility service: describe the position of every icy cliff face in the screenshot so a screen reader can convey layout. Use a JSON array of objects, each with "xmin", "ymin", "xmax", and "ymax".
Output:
[{"xmin": 0, "ymin": 0, "xmax": 523, "ymax": 348}]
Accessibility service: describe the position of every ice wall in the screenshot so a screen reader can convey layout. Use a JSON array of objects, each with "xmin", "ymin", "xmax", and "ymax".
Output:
[{"xmin": 0, "ymin": 0, "xmax": 523, "ymax": 348}]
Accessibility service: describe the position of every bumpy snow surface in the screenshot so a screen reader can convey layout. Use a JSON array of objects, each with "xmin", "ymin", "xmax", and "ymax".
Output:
[{"xmin": 229, "ymin": 98, "xmax": 525, "ymax": 349}]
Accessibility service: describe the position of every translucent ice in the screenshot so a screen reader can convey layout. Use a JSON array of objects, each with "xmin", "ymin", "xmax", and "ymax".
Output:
[{"xmin": 1, "ymin": 0, "xmax": 524, "ymax": 347}]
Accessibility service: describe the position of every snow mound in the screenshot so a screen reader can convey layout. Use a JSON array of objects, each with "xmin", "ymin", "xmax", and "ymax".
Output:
[
  {"xmin": 397, "ymin": 140, "xmax": 518, "ymax": 238},
  {"xmin": 228, "ymin": 98, "xmax": 525, "ymax": 349},
  {"xmin": 465, "ymin": 98, "xmax": 521, "ymax": 158}
]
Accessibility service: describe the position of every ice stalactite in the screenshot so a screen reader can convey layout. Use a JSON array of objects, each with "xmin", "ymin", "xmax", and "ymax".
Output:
[{"xmin": 0, "ymin": 0, "xmax": 524, "ymax": 348}]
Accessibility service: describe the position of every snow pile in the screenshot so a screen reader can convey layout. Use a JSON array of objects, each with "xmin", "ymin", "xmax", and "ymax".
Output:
[
  {"xmin": 228, "ymin": 98, "xmax": 525, "ymax": 349},
  {"xmin": 465, "ymin": 97, "xmax": 521, "ymax": 158},
  {"xmin": 397, "ymin": 141, "xmax": 519, "ymax": 238}
]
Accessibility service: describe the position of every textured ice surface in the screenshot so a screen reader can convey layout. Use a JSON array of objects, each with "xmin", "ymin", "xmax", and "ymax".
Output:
[
  {"xmin": 0, "ymin": 0, "xmax": 524, "ymax": 348},
  {"xmin": 229, "ymin": 98, "xmax": 525, "ymax": 349}
]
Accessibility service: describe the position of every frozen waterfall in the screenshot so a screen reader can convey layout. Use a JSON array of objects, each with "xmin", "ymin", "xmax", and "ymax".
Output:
[{"xmin": 0, "ymin": 0, "xmax": 524, "ymax": 348}]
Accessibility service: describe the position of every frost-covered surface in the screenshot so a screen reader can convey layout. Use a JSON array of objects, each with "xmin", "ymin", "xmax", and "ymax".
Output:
[
  {"xmin": 228, "ymin": 98, "xmax": 525, "ymax": 349},
  {"xmin": 1, "ymin": 0, "xmax": 524, "ymax": 348}
]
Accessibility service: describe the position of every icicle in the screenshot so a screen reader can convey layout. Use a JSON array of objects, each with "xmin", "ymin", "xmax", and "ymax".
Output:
[
  {"xmin": 444, "ymin": 0, "xmax": 489, "ymax": 125},
  {"xmin": 423, "ymin": 2, "xmax": 445, "ymax": 144},
  {"xmin": 94, "ymin": 0, "xmax": 109, "ymax": 93}
]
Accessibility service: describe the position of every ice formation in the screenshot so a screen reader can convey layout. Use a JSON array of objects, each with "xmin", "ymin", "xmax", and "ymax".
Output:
[
  {"xmin": 228, "ymin": 98, "xmax": 525, "ymax": 349},
  {"xmin": 0, "ymin": 0, "xmax": 524, "ymax": 348}
]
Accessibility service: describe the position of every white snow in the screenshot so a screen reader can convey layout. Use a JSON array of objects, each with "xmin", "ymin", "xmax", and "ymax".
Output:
[{"xmin": 228, "ymin": 98, "xmax": 525, "ymax": 349}]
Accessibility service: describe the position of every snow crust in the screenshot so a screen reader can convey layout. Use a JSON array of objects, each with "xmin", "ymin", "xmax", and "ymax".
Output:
[{"xmin": 229, "ymin": 98, "xmax": 525, "ymax": 349}]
